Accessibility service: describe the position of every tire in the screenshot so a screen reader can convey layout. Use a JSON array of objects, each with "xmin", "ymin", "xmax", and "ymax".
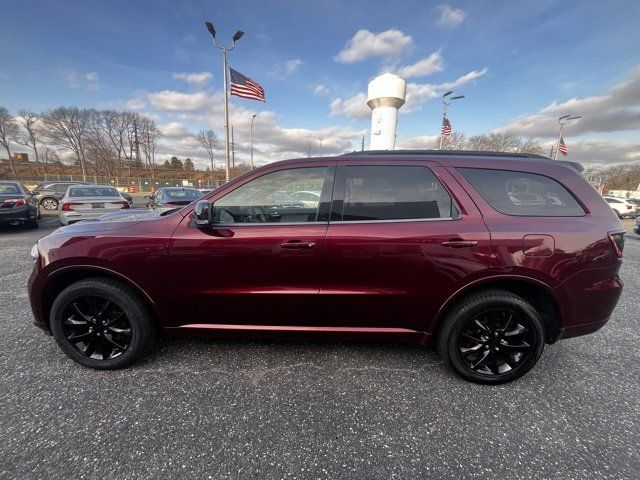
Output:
[
  {"xmin": 436, "ymin": 289, "xmax": 545, "ymax": 384},
  {"xmin": 50, "ymin": 278, "xmax": 156, "ymax": 369},
  {"xmin": 41, "ymin": 197, "xmax": 58, "ymax": 210}
]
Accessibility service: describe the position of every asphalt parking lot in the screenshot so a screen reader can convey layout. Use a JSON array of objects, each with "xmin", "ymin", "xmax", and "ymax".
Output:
[{"xmin": 0, "ymin": 215, "xmax": 638, "ymax": 479}]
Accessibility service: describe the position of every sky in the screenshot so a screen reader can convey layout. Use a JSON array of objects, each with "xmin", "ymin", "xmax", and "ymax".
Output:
[{"xmin": 1, "ymin": 0, "xmax": 639, "ymax": 169}]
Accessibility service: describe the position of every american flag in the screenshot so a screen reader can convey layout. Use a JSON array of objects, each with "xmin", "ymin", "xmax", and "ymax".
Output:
[
  {"xmin": 229, "ymin": 68, "xmax": 265, "ymax": 102},
  {"xmin": 558, "ymin": 135, "xmax": 568, "ymax": 156},
  {"xmin": 597, "ymin": 176, "xmax": 605, "ymax": 195},
  {"xmin": 441, "ymin": 116, "xmax": 452, "ymax": 136}
]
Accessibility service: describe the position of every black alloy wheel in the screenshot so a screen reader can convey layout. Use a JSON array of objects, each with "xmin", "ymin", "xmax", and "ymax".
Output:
[
  {"xmin": 457, "ymin": 309, "xmax": 537, "ymax": 376},
  {"xmin": 61, "ymin": 295, "xmax": 132, "ymax": 360},
  {"xmin": 437, "ymin": 289, "xmax": 545, "ymax": 384},
  {"xmin": 50, "ymin": 278, "xmax": 156, "ymax": 369}
]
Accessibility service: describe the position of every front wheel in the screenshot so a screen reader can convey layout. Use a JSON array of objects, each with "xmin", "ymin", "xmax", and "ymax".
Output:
[
  {"xmin": 437, "ymin": 289, "xmax": 545, "ymax": 384},
  {"xmin": 50, "ymin": 278, "xmax": 156, "ymax": 369},
  {"xmin": 41, "ymin": 197, "xmax": 58, "ymax": 210}
]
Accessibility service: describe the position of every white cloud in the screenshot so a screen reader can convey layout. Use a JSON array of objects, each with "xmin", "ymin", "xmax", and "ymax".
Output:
[
  {"xmin": 397, "ymin": 51, "xmax": 444, "ymax": 78},
  {"xmin": 270, "ymin": 59, "xmax": 302, "ymax": 79},
  {"xmin": 172, "ymin": 71, "xmax": 213, "ymax": 87},
  {"xmin": 495, "ymin": 67, "xmax": 640, "ymax": 137},
  {"xmin": 63, "ymin": 68, "xmax": 101, "ymax": 90},
  {"xmin": 147, "ymin": 90, "xmax": 214, "ymax": 111},
  {"xmin": 434, "ymin": 5, "xmax": 466, "ymax": 28},
  {"xmin": 334, "ymin": 29, "xmax": 413, "ymax": 63},
  {"xmin": 396, "ymin": 135, "xmax": 440, "ymax": 150},
  {"xmin": 330, "ymin": 68, "xmax": 487, "ymax": 118},
  {"xmin": 330, "ymin": 93, "xmax": 370, "ymax": 119},
  {"xmin": 313, "ymin": 84, "xmax": 330, "ymax": 95},
  {"xmin": 547, "ymin": 139, "xmax": 640, "ymax": 168}
]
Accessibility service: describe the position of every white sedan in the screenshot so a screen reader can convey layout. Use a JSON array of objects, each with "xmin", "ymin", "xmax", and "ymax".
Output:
[
  {"xmin": 603, "ymin": 196, "xmax": 636, "ymax": 219},
  {"xmin": 58, "ymin": 185, "xmax": 131, "ymax": 225}
]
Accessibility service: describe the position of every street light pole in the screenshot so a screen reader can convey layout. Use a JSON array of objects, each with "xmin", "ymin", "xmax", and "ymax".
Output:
[
  {"xmin": 249, "ymin": 114, "xmax": 256, "ymax": 170},
  {"xmin": 554, "ymin": 114, "xmax": 581, "ymax": 160},
  {"xmin": 438, "ymin": 91, "xmax": 464, "ymax": 150},
  {"xmin": 205, "ymin": 21, "xmax": 244, "ymax": 182}
]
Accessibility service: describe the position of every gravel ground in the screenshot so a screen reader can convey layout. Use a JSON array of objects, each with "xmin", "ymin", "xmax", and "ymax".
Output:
[{"xmin": 0, "ymin": 216, "xmax": 638, "ymax": 479}]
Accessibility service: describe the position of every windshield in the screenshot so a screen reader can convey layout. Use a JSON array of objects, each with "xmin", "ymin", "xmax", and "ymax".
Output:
[
  {"xmin": 0, "ymin": 184, "xmax": 20, "ymax": 194},
  {"xmin": 161, "ymin": 189, "xmax": 202, "ymax": 200}
]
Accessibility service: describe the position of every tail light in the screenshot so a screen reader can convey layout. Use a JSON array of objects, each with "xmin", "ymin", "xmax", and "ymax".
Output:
[
  {"xmin": 61, "ymin": 202, "xmax": 82, "ymax": 211},
  {"xmin": 627, "ymin": 204, "xmax": 633, "ymax": 210},
  {"xmin": 3, "ymin": 198, "xmax": 27, "ymax": 206},
  {"xmin": 113, "ymin": 201, "xmax": 130, "ymax": 209},
  {"xmin": 608, "ymin": 232, "xmax": 625, "ymax": 258}
]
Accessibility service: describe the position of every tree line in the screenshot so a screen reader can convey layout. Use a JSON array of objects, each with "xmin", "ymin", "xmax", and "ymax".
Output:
[{"xmin": 0, "ymin": 106, "xmax": 161, "ymax": 178}]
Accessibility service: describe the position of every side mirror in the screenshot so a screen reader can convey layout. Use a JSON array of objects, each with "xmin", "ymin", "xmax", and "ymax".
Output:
[{"xmin": 193, "ymin": 200, "xmax": 212, "ymax": 226}]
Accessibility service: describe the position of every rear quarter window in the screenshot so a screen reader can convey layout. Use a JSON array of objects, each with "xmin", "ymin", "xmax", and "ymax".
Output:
[{"xmin": 458, "ymin": 168, "xmax": 585, "ymax": 217}]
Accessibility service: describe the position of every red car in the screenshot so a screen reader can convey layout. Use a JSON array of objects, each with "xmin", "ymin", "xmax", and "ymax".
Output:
[{"xmin": 28, "ymin": 151, "xmax": 624, "ymax": 384}]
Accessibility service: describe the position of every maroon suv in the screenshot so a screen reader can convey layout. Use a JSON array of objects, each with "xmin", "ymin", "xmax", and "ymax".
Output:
[{"xmin": 28, "ymin": 151, "xmax": 625, "ymax": 383}]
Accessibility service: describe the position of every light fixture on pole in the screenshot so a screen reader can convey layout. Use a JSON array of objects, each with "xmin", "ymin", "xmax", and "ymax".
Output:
[
  {"xmin": 439, "ymin": 91, "xmax": 464, "ymax": 150},
  {"xmin": 205, "ymin": 21, "xmax": 244, "ymax": 182},
  {"xmin": 249, "ymin": 114, "xmax": 256, "ymax": 170},
  {"xmin": 553, "ymin": 114, "xmax": 581, "ymax": 160}
]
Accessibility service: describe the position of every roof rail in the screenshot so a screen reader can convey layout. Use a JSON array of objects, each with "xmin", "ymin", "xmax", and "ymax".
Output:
[{"xmin": 341, "ymin": 149, "xmax": 549, "ymax": 159}]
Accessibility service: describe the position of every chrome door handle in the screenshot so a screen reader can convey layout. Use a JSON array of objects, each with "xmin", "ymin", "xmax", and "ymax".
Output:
[
  {"xmin": 441, "ymin": 240, "xmax": 478, "ymax": 248},
  {"xmin": 280, "ymin": 241, "xmax": 316, "ymax": 249}
]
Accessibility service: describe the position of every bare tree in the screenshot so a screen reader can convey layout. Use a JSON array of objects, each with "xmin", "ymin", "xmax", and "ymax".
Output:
[
  {"xmin": 434, "ymin": 132, "xmax": 467, "ymax": 151},
  {"xmin": 42, "ymin": 107, "xmax": 92, "ymax": 180},
  {"xmin": 0, "ymin": 107, "xmax": 19, "ymax": 175},
  {"xmin": 15, "ymin": 110, "xmax": 45, "ymax": 174},
  {"xmin": 196, "ymin": 129, "xmax": 217, "ymax": 180},
  {"xmin": 467, "ymin": 132, "xmax": 542, "ymax": 154},
  {"xmin": 140, "ymin": 117, "xmax": 161, "ymax": 178}
]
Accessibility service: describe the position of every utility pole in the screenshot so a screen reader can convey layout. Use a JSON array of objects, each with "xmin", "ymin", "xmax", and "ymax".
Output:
[
  {"xmin": 361, "ymin": 135, "xmax": 365, "ymax": 151},
  {"xmin": 205, "ymin": 21, "xmax": 244, "ymax": 182},
  {"xmin": 249, "ymin": 114, "xmax": 256, "ymax": 170},
  {"xmin": 554, "ymin": 115, "xmax": 581, "ymax": 160}
]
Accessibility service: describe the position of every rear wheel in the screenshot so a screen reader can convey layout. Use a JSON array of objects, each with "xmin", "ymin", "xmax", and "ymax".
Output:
[
  {"xmin": 50, "ymin": 278, "xmax": 155, "ymax": 369},
  {"xmin": 41, "ymin": 197, "xmax": 58, "ymax": 210},
  {"xmin": 437, "ymin": 289, "xmax": 545, "ymax": 384}
]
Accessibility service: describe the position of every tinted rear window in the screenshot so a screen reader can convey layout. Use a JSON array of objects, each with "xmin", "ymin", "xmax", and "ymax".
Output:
[
  {"xmin": 458, "ymin": 168, "xmax": 585, "ymax": 217},
  {"xmin": 341, "ymin": 166, "xmax": 459, "ymax": 221},
  {"xmin": 69, "ymin": 187, "xmax": 121, "ymax": 197}
]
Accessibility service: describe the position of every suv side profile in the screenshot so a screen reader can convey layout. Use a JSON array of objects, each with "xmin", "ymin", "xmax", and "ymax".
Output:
[
  {"xmin": 28, "ymin": 151, "xmax": 624, "ymax": 384},
  {"xmin": 33, "ymin": 181, "xmax": 92, "ymax": 211}
]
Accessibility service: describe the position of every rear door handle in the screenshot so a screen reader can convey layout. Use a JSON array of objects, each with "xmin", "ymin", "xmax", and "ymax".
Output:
[
  {"xmin": 441, "ymin": 239, "xmax": 479, "ymax": 248},
  {"xmin": 280, "ymin": 241, "xmax": 316, "ymax": 249}
]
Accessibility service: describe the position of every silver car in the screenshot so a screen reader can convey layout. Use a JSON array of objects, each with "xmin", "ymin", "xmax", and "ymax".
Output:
[{"xmin": 58, "ymin": 185, "xmax": 131, "ymax": 225}]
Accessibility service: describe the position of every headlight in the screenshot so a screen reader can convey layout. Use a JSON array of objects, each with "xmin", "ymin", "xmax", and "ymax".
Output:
[{"xmin": 30, "ymin": 243, "xmax": 39, "ymax": 259}]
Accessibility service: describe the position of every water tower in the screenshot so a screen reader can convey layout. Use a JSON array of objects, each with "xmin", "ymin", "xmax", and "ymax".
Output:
[{"xmin": 367, "ymin": 73, "xmax": 407, "ymax": 150}]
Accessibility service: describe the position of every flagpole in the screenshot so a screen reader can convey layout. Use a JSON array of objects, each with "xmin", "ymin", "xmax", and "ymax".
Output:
[
  {"xmin": 439, "ymin": 91, "xmax": 464, "ymax": 150},
  {"xmin": 439, "ymin": 102, "xmax": 448, "ymax": 150},
  {"xmin": 554, "ymin": 114, "xmax": 581, "ymax": 160},
  {"xmin": 222, "ymin": 48, "xmax": 231, "ymax": 181}
]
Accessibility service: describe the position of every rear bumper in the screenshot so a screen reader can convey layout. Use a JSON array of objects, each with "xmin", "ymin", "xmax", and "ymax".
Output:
[
  {"xmin": 554, "ymin": 266, "xmax": 623, "ymax": 340},
  {"xmin": 0, "ymin": 205, "xmax": 32, "ymax": 223}
]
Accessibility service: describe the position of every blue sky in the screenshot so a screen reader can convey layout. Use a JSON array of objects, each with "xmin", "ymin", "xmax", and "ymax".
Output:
[{"xmin": 1, "ymin": 0, "xmax": 639, "ymax": 167}]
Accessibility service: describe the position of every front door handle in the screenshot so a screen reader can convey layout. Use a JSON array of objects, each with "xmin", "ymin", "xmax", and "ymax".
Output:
[
  {"xmin": 441, "ymin": 239, "xmax": 479, "ymax": 248},
  {"xmin": 280, "ymin": 241, "xmax": 316, "ymax": 249}
]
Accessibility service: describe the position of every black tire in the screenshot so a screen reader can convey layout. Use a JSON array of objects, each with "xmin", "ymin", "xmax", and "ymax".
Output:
[
  {"xmin": 50, "ymin": 278, "xmax": 156, "ymax": 369},
  {"xmin": 41, "ymin": 197, "xmax": 58, "ymax": 211},
  {"xmin": 436, "ymin": 289, "xmax": 545, "ymax": 384}
]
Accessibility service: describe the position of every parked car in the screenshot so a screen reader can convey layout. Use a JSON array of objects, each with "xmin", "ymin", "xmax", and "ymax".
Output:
[
  {"xmin": 28, "ymin": 151, "xmax": 624, "ymax": 384},
  {"xmin": 199, "ymin": 188, "xmax": 214, "ymax": 197},
  {"xmin": 603, "ymin": 196, "xmax": 636, "ymax": 218},
  {"xmin": 32, "ymin": 181, "xmax": 92, "ymax": 211},
  {"xmin": 623, "ymin": 197, "xmax": 640, "ymax": 217},
  {"xmin": 146, "ymin": 187, "xmax": 203, "ymax": 212},
  {"xmin": 57, "ymin": 185, "xmax": 130, "ymax": 225},
  {"xmin": 0, "ymin": 181, "xmax": 40, "ymax": 228},
  {"xmin": 121, "ymin": 191, "xmax": 134, "ymax": 206},
  {"xmin": 635, "ymin": 217, "xmax": 640, "ymax": 235}
]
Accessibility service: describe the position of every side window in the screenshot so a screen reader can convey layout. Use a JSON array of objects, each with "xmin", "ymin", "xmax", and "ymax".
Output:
[
  {"xmin": 458, "ymin": 168, "xmax": 585, "ymax": 217},
  {"xmin": 54, "ymin": 184, "xmax": 69, "ymax": 193},
  {"xmin": 214, "ymin": 167, "xmax": 327, "ymax": 224},
  {"xmin": 339, "ymin": 165, "xmax": 459, "ymax": 221}
]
